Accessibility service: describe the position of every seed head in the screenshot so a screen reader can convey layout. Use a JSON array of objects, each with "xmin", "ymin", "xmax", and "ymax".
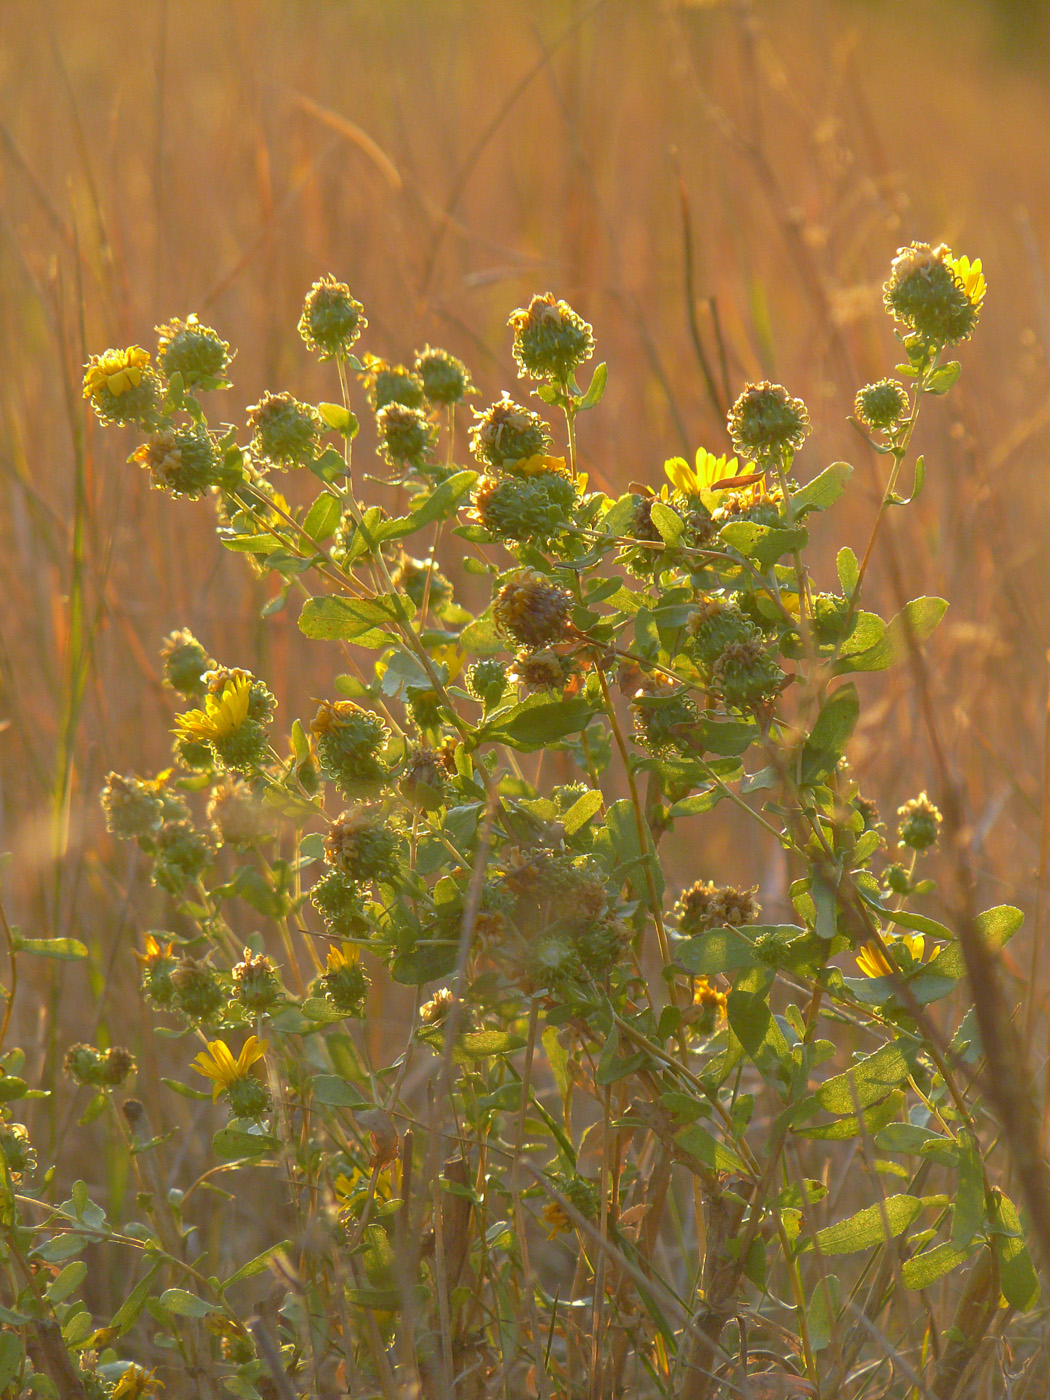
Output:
[
  {"xmin": 298, "ymin": 276, "xmax": 366, "ymax": 359},
  {"xmin": 727, "ymin": 382, "xmax": 811, "ymax": 463},
  {"xmin": 206, "ymin": 775, "xmax": 273, "ymax": 848},
  {"xmin": 133, "ymin": 425, "xmax": 219, "ymax": 498},
  {"xmin": 469, "ymin": 470, "xmax": 576, "ymax": 544},
  {"xmin": 322, "ymin": 943, "xmax": 370, "ymax": 1014},
  {"xmin": 414, "ymin": 345, "xmax": 474, "ymax": 405},
  {"xmin": 312, "ymin": 699, "xmax": 389, "ymax": 799},
  {"xmin": 233, "ymin": 949, "xmax": 281, "ymax": 1012},
  {"xmin": 324, "ymin": 808, "xmax": 401, "ymax": 885},
  {"xmin": 712, "ymin": 637, "xmax": 785, "ymax": 709},
  {"xmin": 247, "ymin": 390, "xmax": 323, "ymax": 468},
  {"xmin": 676, "ymin": 880, "xmax": 760, "ymax": 935},
  {"xmin": 470, "ymin": 394, "xmax": 551, "ymax": 470},
  {"xmin": 511, "ymin": 647, "xmax": 575, "ymax": 693},
  {"xmin": 376, "ymin": 401, "xmax": 435, "ymax": 468},
  {"xmin": 156, "ymin": 314, "xmax": 232, "ymax": 385},
  {"xmin": 160, "ymin": 629, "xmax": 214, "ymax": 697},
  {"xmin": 493, "ymin": 570, "xmax": 572, "ymax": 648},
  {"xmin": 170, "ymin": 956, "xmax": 225, "ymax": 1021},
  {"xmin": 509, "ymin": 292, "xmax": 594, "ymax": 383},
  {"xmin": 883, "ymin": 242, "xmax": 982, "ymax": 345},
  {"xmin": 361, "ymin": 355, "xmax": 425, "ymax": 412},
  {"xmin": 311, "ymin": 869, "xmax": 369, "ymax": 937},
  {"xmin": 897, "ymin": 791, "xmax": 943, "ymax": 851}
]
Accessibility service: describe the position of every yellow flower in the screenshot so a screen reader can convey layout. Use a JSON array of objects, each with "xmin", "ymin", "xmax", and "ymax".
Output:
[
  {"xmin": 173, "ymin": 675, "xmax": 251, "ymax": 744},
  {"xmin": 429, "ymin": 642, "xmax": 465, "ymax": 683},
  {"xmin": 82, "ymin": 346, "xmax": 152, "ymax": 400},
  {"xmin": 326, "ymin": 941, "xmax": 359, "ymax": 973},
  {"xmin": 665, "ymin": 448, "xmax": 766, "ymax": 498},
  {"xmin": 542, "ymin": 1200, "xmax": 573, "ymax": 1239},
  {"xmin": 192, "ymin": 1035, "xmax": 268, "ymax": 1102},
  {"xmin": 134, "ymin": 933, "xmax": 174, "ymax": 966},
  {"xmin": 856, "ymin": 933, "xmax": 926, "ymax": 979},
  {"xmin": 112, "ymin": 1365, "xmax": 163, "ymax": 1398},
  {"xmin": 947, "ymin": 254, "xmax": 986, "ymax": 309}
]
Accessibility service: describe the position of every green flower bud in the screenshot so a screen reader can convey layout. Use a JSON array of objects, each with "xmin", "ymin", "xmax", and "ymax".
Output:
[
  {"xmin": 170, "ymin": 956, "xmax": 225, "ymax": 1021},
  {"xmin": 688, "ymin": 596, "xmax": 759, "ymax": 667},
  {"xmin": 224, "ymin": 1075, "xmax": 271, "ymax": 1120},
  {"xmin": 630, "ymin": 677, "xmax": 698, "ymax": 753},
  {"xmin": 311, "ymin": 699, "xmax": 389, "ymax": 800},
  {"xmin": 298, "ymin": 276, "xmax": 366, "ymax": 359},
  {"xmin": 466, "ymin": 658, "xmax": 508, "ymax": 709},
  {"xmin": 247, "ymin": 390, "xmax": 323, "ymax": 468},
  {"xmin": 883, "ymin": 243, "xmax": 981, "ymax": 346},
  {"xmin": 311, "ymin": 870, "xmax": 369, "ymax": 937},
  {"xmin": 854, "ymin": 378, "xmax": 910, "ymax": 431},
  {"xmin": 897, "ymin": 791, "xmax": 943, "ymax": 851},
  {"xmin": 376, "ymin": 401, "xmax": 435, "ymax": 468},
  {"xmin": 362, "ymin": 356, "xmax": 425, "ymax": 411},
  {"xmin": 156, "ymin": 314, "xmax": 232, "ymax": 385},
  {"xmin": 470, "ymin": 394, "xmax": 551, "ymax": 470},
  {"xmin": 727, "ymin": 381, "xmax": 811, "ymax": 463},
  {"xmin": 133, "ymin": 425, "xmax": 220, "ymax": 498},
  {"xmin": 232, "ymin": 949, "xmax": 281, "ymax": 1012},
  {"xmin": 323, "ymin": 808, "xmax": 401, "ymax": 885},
  {"xmin": 509, "ymin": 292, "xmax": 594, "ymax": 383},
  {"xmin": 0, "ymin": 1122, "xmax": 35, "ymax": 1176},
  {"xmin": 414, "ymin": 345, "xmax": 473, "ymax": 405},
  {"xmin": 152, "ymin": 818, "xmax": 217, "ymax": 893},
  {"xmin": 63, "ymin": 1043, "xmax": 135, "ymax": 1089},
  {"xmin": 469, "ymin": 470, "xmax": 576, "ymax": 544},
  {"xmin": 160, "ymin": 629, "xmax": 214, "ymax": 697},
  {"xmin": 712, "ymin": 637, "xmax": 785, "ymax": 709}
]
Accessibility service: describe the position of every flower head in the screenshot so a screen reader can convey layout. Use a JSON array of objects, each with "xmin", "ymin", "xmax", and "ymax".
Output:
[
  {"xmin": 856, "ymin": 933, "xmax": 926, "ymax": 979},
  {"xmin": 83, "ymin": 346, "xmax": 161, "ymax": 427},
  {"xmin": 156, "ymin": 314, "xmax": 232, "ymax": 385},
  {"xmin": 247, "ymin": 390, "xmax": 323, "ymax": 468},
  {"xmin": 470, "ymin": 394, "xmax": 552, "ymax": 470},
  {"xmin": 192, "ymin": 1035, "xmax": 268, "ymax": 1102},
  {"xmin": 883, "ymin": 242, "xmax": 983, "ymax": 346},
  {"xmin": 854, "ymin": 379, "xmax": 910, "ymax": 432},
  {"xmin": 174, "ymin": 675, "xmax": 251, "ymax": 745},
  {"xmin": 298, "ymin": 276, "xmax": 366, "ymax": 359},
  {"xmin": 414, "ymin": 345, "xmax": 474, "ymax": 405},
  {"xmin": 509, "ymin": 293, "xmax": 594, "ymax": 383},
  {"xmin": 727, "ymin": 382, "xmax": 811, "ymax": 464}
]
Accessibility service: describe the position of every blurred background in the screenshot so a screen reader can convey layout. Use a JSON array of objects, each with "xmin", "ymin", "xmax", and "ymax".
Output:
[{"xmin": 1, "ymin": 0, "xmax": 1050, "ymax": 1175}]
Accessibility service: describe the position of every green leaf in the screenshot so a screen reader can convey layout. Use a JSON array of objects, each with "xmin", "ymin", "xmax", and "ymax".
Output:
[
  {"xmin": 109, "ymin": 1263, "xmax": 163, "ymax": 1334},
  {"xmin": 951, "ymin": 1129, "xmax": 985, "ymax": 1250},
  {"xmin": 925, "ymin": 905, "xmax": 1023, "ymax": 980},
  {"xmin": 456, "ymin": 1031, "xmax": 526, "ymax": 1059},
  {"xmin": 317, "ymin": 401, "xmax": 359, "ymax": 436},
  {"xmin": 649, "ymin": 502, "xmax": 684, "ymax": 546},
  {"xmin": 309, "ymin": 1074, "xmax": 369, "ymax": 1107},
  {"xmin": 0, "ymin": 1333, "xmax": 23, "ymax": 1393},
  {"xmin": 479, "ymin": 695, "xmax": 596, "ymax": 752},
  {"xmin": 375, "ymin": 470, "xmax": 477, "ymax": 542},
  {"xmin": 561, "ymin": 789, "xmax": 604, "ymax": 835},
  {"xmin": 800, "ymin": 683, "xmax": 859, "ymax": 784},
  {"xmin": 158, "ymin": 1288, "xmax": 218, "ymax": 1318},
  {"xmin": 211, "ymin": 1127, "xmax": 280, "ymax": 1161},
  {"xmin": 220, "ymin": 1241, "xmax": 293, "ymax": 1293},
  {"xmin": 794, "ymin": 1088, "xmax": 905, "ymax": 1141},
  {"xmin": 718, "ymin": 521, "xmax": 808, "ymax": 569},
  {"xmin": 11, "ymin": 936, "xmax": 87, "ymax": 961},
  {"xmin": 45, "ymin": 1260, "xmax": 87, "ymax": 1304},
  {"xmin": 806, "ymin": 1274, "xmax": 841, "ymax": 1352},
  {"xmin": 810, "ymin": 1193, "xmax": 924, "ymax": 1255},
  {"xmin": 727, "ymin": 966, "xmax": 790, "ymax": 1086},
  {"xmin": 675, "ymin": 927, "xmax": 760, "ymax": 977},
  {"xmin": 837, "ymin": 546, "xmax": 860, "ymax": 597},
  {"xmin": 813, "ymin": 1041, "xmax": 911, "ymax": 1115},
  {"xmin": 542, "ymin": 1026, "xmax": 570, "ymax": 1099},
  {"xmin": 901, "ymin": 1241, "xmax": 970, "ymax": 1290},
  {"xmin": 926, "ymin": 361, "xmax": 961, "ymax": 395},
  {"xmin": 792, "ymin": 461, "xmax": 852, "ymax": 516},
  {"xmin": 837, "ymin": 596, "xmax": 947, "ymax": 673},
  {"xmin": 578, "ymin": 360, "xmax": 608, "ymax": 410},
  {"xmin": 674, "ymin": 1121, "xmax": 750, "ymax": 1176},
  {"xmin": 989, "ymin": 1190, "xmax": 1040, "ymax": 1309},
  {"xmin": 301, "ymin": 491, "xmax": 341, "ymax": 544},
  {"xmin": 298, "ymin": 593, "xmax": 404, "ymax": 643}
]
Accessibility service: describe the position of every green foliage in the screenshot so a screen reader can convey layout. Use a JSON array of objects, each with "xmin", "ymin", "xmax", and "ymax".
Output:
[{"xmin": 1, "ymin": 239, "xmax": 1021, "ymax": 1397}]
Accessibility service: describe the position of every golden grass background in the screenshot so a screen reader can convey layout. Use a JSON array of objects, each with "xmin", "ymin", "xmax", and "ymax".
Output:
[{"xmin": 2, "ymin": 0, "xmax": 1050, "ymax": 1237}]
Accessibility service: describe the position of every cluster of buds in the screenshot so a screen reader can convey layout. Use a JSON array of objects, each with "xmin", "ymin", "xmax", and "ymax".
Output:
[{"xmin": 64, "ymin": 1043, "xmax": 136, "ymax": 1090}]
